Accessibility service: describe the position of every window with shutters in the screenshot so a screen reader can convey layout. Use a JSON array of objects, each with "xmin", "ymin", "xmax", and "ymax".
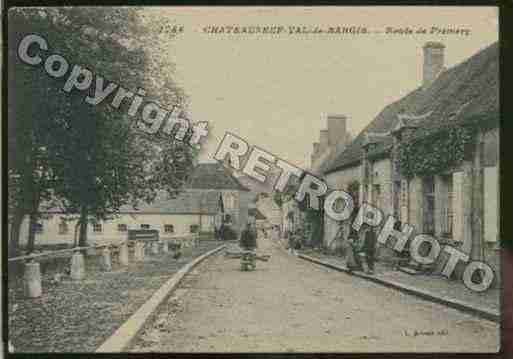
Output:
[
  {"xmin": 423, "ymin": 177, "xmax": 435, "ymax": 235},
  {"xmin": 441, "ymin": 175, "xmax": 454, "ymax": 237}
]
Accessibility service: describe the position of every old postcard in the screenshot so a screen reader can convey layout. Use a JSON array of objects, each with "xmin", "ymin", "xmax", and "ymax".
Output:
[{"xmin": 6, "ymin": 6, "xmax": 501, "ymax": 354}]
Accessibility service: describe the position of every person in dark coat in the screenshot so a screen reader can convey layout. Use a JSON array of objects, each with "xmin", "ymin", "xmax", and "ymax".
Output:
[
  {"xmin": 240, "ymin": 222, "xmax": 257, "ymax": 250},
  {"xmin": 361, "ymin": 224, "xmax": 377, "ymax": 274},
  {"xmin": 347, "ymin": 226, "xmax": 363, "ymax": 272}
]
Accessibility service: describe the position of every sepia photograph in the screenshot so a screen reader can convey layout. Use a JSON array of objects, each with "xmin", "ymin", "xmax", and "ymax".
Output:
[{"xmin": 4, "ymin": 5, "xmax": 504, "ymax": 354}]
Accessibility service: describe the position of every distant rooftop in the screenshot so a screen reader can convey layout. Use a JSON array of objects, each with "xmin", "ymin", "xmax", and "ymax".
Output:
[{"xmin": 187, "ymin": 162, "xmax": 250, "ymax": 192}]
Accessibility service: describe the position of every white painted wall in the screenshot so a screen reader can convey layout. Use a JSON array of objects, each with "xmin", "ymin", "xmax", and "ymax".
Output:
[
  {"xmin": 453, "ymin": 172, "xmax": 464, "ymax": 242},
  {"xmin": 369, "ymin": 158, "xmax": 393, "ymax": 216},
  {"xmin": 484, "ymin": 166, "xmax": 499, "ymax": 242},
  {"xmin": 323, "ymin": 164, "xmax": 361, "ymax": 247},
  {"xmin": 18, "ymin": 213, "xmax": 215, "ymax": 246}
]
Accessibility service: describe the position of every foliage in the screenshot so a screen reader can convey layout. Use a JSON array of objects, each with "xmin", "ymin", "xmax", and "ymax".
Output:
[
  {"xmin": 8, "ymin": 8, "xmax": 192, "ymax": 252},
  {"xmin": 273, "ymin": 192, "xmax": 284, "ymax": 208},
  {"xmin": 396, "ymin": 125, "xmax": 476, "ymax": 179}
]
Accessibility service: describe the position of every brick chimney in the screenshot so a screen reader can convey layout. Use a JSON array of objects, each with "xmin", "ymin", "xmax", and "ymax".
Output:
[
  {"xmin": 311, "ymin": 142, "xmax": 320, "ymax": 167},
  {"xmin": 423, "ymin": 41, "xmax": 445, "ymax": 89},
  {"xmin": 313, "ymin": 142, "xmax": 320, "ymax": 157},
  {"xmin": 319, "ymin": 130, "xmax": 329, "ymax": 155},
  {"xmin": 327, "ymin": 114, "xmax": 348, "ymax": 152}
]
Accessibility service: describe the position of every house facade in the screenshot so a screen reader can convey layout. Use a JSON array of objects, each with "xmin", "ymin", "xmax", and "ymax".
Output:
[
  {"xmin": 17, "ymin": 162, "xmax": 251, "ymax": 247},
  {"xmin": 313, "ymin": 42, "xmax": 500, "ymax": 281}
]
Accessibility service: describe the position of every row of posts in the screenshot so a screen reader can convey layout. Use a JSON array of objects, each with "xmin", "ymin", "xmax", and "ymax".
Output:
[{"xmin": 23, "ymin": 237, "xmax": 199, "ymax": 299}]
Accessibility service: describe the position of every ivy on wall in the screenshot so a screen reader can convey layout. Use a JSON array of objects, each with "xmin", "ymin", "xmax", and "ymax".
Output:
[{"xmin": 396, "ymin": 125, "xmax": 476, "ymax": 179}]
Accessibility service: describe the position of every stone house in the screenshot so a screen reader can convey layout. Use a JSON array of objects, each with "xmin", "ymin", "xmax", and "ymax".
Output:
[
  {"xmin": 187, "ymin": 162, "xmax": 251, "ymax": 238},
  {"xmin": 313, "ymin": 42, "xmax": 499, "ymax": 279},
  {"xmin": 17, "ymin": 162, "xmax": 251, "ymax": 246}
]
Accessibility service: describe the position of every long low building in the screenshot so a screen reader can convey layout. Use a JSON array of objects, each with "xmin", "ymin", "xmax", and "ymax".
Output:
[{"xmin": 17, "ymin": 162, "xmax": 250, "ymax": 247}]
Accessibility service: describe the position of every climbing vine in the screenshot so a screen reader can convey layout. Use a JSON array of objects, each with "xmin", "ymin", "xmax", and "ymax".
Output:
[{"xmin": 396, "ymin": 125, "xmax": 476, "ymax": 179}]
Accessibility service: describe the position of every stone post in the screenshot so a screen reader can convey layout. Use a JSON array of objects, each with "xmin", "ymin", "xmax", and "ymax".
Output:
[
  {"xmin": 24, "ymin": 260, "xmax": 42, "ymax": 298},
  {"xmin": 151, "ymin": 241, "xmax": 160, "ymax": 255},
  {"xmin": 182, "ymin": 240, "xmax": 192, "ymax": 257},
  {"xmin": 119, "ymin": 243, "xmax": 129, "ymax": 266},
  {"xmin": 162, "ymin": 240, "xmax": 169, "ymax": 253},
  {"xmin": 140, "ymin": 242, "xmax": 146, "ymax": 260},
  {"xmin": 101, "ymin": 246, "xmax": 112, "ymax": 271},
  {"xmin": 134, "ymin": 241, "xmax": 144, "ymax": 261},
  {"xmin": 70, "ymin": 250, "xmax": 85, "ymax": 280}
]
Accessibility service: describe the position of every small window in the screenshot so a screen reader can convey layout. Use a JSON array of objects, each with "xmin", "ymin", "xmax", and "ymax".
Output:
[
  {"xmin": 93, "ymin": 223, "xmax": 103, "ymax": 233},
  {"xmin": 190, "ymin": 225, "xmax": 199, "ymax": 233},
  {"xmin": 164, "ymin": 224, "xmax": 174, "ymax": 233},
  {"xmin": 118, "ymin": 224, "xmax": 128, "ymax": 232},
  {"xmin": 140, "ymin": 224, "xmax": 150, "ymax": 229},
  {"xmin": 58, "ymin": 222, "xmax": 69, "ymax": 235},
  {"xmin": 34, "ymin": 223, "xmax": 44, "ymax": 234}
]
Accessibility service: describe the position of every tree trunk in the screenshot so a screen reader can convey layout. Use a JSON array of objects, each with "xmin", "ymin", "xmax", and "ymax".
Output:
[
  {"xmin": 9, "ymin": 210, "xmax": 25, "ymax": 257},
  {"xmin": 26, "ymin": 212, "xmax": 37, "ymax": 253},
  {"xmin": 78, "ymin": 206, "xmax": 88, "ymax": 247},
  {"xmin": 73, "ymin": 221, "xmax": 80, "ymax": 247},
  {"xmin": 78, "ymin": 209, "xmax": 88, "ymax": 248}
]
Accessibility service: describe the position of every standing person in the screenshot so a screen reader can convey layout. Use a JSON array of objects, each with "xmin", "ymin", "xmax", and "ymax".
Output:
[
  {"xmin": 346, "ymin": 225, "xmax": 363, "ymax": 273},
  {"xmin": 293, "ymin": 228, "xmax": 303, "ymax": 253},
  {"xmin": 361, "ymin": 223, "xmax": 377, "ymax": 275},
  {"xmin": 288, "ymin": 231, "xmax": 295, "ymax": 255},
  {"xmin": 395, "ymin": 219, "xmax": 409, "ymax": 266},
  {"xmin": 218, "ymin": 222, "xmax": 225, "ymax": 241},
  {"xmin": 240, "ymin": 221, "xmax": 257, "ymax": 250},
  {"xmin": 240, "ymin": 221, "xmax": 258, "ymax": 270}
]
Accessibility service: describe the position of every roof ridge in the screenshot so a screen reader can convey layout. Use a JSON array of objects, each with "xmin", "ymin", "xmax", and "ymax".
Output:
[{"xmin": 322, "ymin": 42, "xmax": 498, "ymax": 175}]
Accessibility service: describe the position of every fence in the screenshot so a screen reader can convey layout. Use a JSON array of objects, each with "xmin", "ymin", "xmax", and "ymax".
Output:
[{"xmin": 8, "ymin": 234, "xmax": 200, "ymax": 299}]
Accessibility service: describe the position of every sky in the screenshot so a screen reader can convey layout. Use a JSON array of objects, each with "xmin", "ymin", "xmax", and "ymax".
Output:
[{"xmin": 145, "ymin": 6, "xmax": 498, "ymax": 169}]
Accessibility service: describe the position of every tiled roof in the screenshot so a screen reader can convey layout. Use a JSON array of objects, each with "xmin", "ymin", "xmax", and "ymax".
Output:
[
  {"xmin": 45, "ymin": 190, "xmax": 222, "ymax": 215},
  {"xmin": 44, "ymin": 163, "xmax": 247, "ymax": 215},
  {"xmin": 323, "ymin": 42, "xmax": 499, "ymax": 174},
  {"xmin": 235, "ymin": 173, "xmax": 279, "ymax": 194},
  {"xmin": 117, "ymin": 190, "xmax": 222, "ymax": 214},
  {"xmin": 187, "ymin": 163, "xmax": 250, "ymax": 191}
]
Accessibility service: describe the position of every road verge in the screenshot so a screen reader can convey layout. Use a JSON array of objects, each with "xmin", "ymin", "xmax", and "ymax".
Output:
[{"xmin": 96, "ymin": 244, "xmax": 226, "ymax": 352}]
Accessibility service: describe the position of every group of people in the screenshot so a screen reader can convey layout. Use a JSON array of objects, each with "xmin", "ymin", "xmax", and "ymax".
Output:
[{"xmin": 343, "ymin": 223, "xmax": 377, "ymax": 275}]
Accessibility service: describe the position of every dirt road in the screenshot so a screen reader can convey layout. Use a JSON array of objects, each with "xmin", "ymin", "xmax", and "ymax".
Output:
[{"xmin": 130, "ymin": 238, "xmax": 499, "ymax": 353}]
